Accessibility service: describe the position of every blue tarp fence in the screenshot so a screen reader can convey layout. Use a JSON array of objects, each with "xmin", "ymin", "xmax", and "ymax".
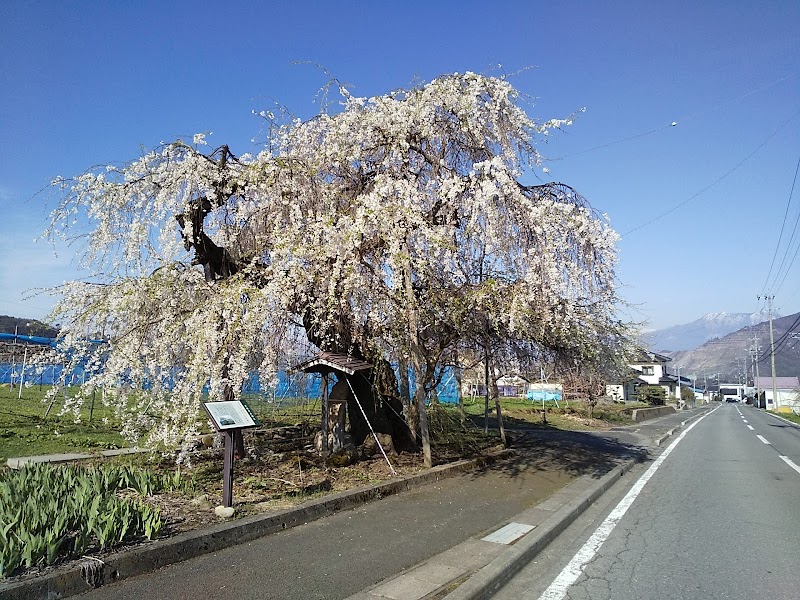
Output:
[
  {"xmin": 0, "ymin": 333, "xmax": 105, "ymax": 387},
  {"xmin": 239, "ymin": 365, "xmax": 460, "ymax": 403},
  {"xmin": 0, "ymin": 333, "xmax": 59, "ymax": 347},
  {"xmin": 1, "ymin": 341, "xmax": 461, "ymax": 402},
  {"xmin": 526, "ymin": 389, "xmax": 563, "ymax": 401},
  {"xmin": 0, "ymin": 363, "xmax": 89, "ymax": 387}
]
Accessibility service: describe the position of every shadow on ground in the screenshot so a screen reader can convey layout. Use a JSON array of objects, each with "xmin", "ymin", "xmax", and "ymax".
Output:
[{"xmin": 463, "ymin": 428, "xmax": 647, "ymax": 484}]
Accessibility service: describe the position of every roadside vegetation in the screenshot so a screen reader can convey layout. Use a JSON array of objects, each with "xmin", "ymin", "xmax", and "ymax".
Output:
[
  {"xmin": 1, "ymin": 386, "xmax": 645, "ymax": 463},
  {"xmin": 460, "ymin": 395, "xmax": 647, "ymax": 431},
  {"xmin": 772, "ymin": 410, "xmax": 800, "ymax": 426},
  {"xmin": 0, "ymin": 462, "xmax": 192, "ymax": 577}
]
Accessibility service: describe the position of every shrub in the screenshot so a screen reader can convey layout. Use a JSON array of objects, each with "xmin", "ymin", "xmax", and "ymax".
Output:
[{"xmin": 637, "ymin": 385, "xmax": 666, "ymax": 406}]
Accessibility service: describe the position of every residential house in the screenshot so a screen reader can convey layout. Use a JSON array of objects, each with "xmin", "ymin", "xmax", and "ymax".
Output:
[
  {"xmin": 461, "ymin": 373, "xmax": 529, "ymax": 398},
  {"xmin": 606, "ymin": 349, "xmax": 690, "ymax": 402}
]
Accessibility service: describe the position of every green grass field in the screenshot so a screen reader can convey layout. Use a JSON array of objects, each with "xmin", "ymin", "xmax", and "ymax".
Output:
[
  {"xmin": 0, "ymin": 385, "xmax": 127, "ymax": 461},
  {"xmin": 460, "ymin": 395, "xmax": 644, "ymax": 430},
  {"xmin": 773, "ymin": 409, "xmax": 800, "ymax": 425},
  {"xmin": 0, "ymin": 386, "xmax": 328, "ymax": 462},
  {"xmin": 0, "ymin": 383, "xmax": 647, "ymax": 462}
]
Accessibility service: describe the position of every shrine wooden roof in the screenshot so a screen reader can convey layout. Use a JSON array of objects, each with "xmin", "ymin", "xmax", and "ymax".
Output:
[{"xmin": 293, "ymin": 352, "xmax": 373, "ymax": 376}]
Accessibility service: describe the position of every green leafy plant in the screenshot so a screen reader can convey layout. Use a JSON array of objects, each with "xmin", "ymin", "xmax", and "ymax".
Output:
[{"xmin": 0, "ymin": 462, "xmax": 191, "ymax": 578}]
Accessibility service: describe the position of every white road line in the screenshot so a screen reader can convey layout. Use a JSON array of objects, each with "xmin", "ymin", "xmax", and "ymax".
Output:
[
  {"xmin": 757, "ymin": 435, "xmax": 771, "ymax": 445},
  {"xmin": 536, "ymin": 407, "xmax": 717, "ymax": 600},
  {"xmin": 747, "ymin": 425, "xmax": 755, "ymax": 430},
  {"xmin": 743, "ymin": 420, "xmax": 748, "ymax": 423},
  {"xmin": 780, "ymin": 456, "xmax": 800, "ymax": 475}
]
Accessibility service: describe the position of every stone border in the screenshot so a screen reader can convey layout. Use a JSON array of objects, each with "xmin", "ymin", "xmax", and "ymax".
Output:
[
  {"xmin": 630, "ymin": 405, "xmax": 676, "ymax": 422},
  {"xmin": 6, "ymin": 448, "xmax": 149, "ymax": 469}
]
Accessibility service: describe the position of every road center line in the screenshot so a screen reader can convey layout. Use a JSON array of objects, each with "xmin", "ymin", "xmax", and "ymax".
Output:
[
  {"xmin": 780, "ymin": 456, "xmax": 800, "ymax": 475},
  {"xmin": 747, "ymin": 425, "xmax": 755, "ymax": 430},
  {"xmin": 536, "ymin": 407, "xmax": 717, "ymax": 600},
  {"xmin": 757, "ymin": 435, "xmax": 771, "ymax": 445}
]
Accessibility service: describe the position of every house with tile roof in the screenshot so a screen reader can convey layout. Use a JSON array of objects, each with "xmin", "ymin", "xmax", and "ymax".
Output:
[{"xmin": 606, "ymin": 349, "xmax": 691, "ymax": 402}]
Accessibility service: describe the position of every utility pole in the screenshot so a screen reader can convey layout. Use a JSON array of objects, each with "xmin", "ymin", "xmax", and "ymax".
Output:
[
  {"xmin": 753, "ymin": 336, "xmax": 762, "ymax": 407},
  {"xmin": 765, "ymin": 296, "xmax": 779, "ymax": 410}
]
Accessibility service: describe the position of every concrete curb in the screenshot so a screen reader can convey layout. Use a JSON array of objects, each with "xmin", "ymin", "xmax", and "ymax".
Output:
[
  {"xmin": 7, "ymin": 448, "xmax": 149, "ymax": 469},
  {"xmin": 653, "ymin": 406, "xmax": 709, "ymax": 446},
  {"xmin": 0, "ymin": 450, "xmax": 513, "ymax": 600},
  {"xmin": 442, "ymin": 457, "xmax": 640, "ymax": 600},
  {"xmin": 630, "ymin": 405, "xmax": 675, "ymax": 422}
]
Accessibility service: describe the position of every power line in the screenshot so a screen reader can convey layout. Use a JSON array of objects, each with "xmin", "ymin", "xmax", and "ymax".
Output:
[
  {"xmin": 547, "ymin": 71, "xmax": 799, "ymax": 163},
  {"xmin": 761, "ymin": 154, "xmax": 800, "ymax": 294},
  {"xmin": 622, "ymin": 109, "xmax": 800, "ymax": 237},
  {"xmin": 757, "ymin": 312, "xmax": 800, "ymax": 363},
  {"xmin": 773, "ymin": 241, "xmax": 800, "ymax": 298},
  {"xmin": 672, "ymin": 71, "xmax": 800, "ymax": 125},
  {"xmin": 547, "ymin": 124, "xmax": 675, "ymax": 162}
]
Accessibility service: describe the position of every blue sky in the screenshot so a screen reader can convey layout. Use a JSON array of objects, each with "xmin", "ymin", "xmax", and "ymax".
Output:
[{"xmin": 1, "ymin": 0, "xmax": 799, "ymax": 330}]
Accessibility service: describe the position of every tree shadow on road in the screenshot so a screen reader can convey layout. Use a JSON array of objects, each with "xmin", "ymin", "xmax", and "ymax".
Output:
[{"xmin": 464, "ymin": 428, "xmax": 647, "ymax": 483}]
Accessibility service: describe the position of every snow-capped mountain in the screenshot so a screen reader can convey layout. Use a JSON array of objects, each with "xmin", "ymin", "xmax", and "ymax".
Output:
[
  {"xmin": 669, "ymin": 312, "xmax": 800, "ymax": 380},
  {"xmin": 643, "ymin": 311, "xmax": 774, "ymax": 352}
]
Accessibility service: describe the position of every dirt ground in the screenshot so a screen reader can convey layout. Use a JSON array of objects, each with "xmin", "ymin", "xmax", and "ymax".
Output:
[
  {"xmin": 148, "ymin": 418, "xmax": 632, "ymax": 538},
  {"xmin": 152, "ymin": 446, "xmax": 440, "ymax": 535},
  {"xmin": 144, "ymin": 401, "xmax": 638, "ymax": 536}
]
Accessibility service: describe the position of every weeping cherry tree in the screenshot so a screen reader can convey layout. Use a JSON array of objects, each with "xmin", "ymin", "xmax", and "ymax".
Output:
[{"xmin": 45, "ymin": 72, "xmax": 625, "ymax": 465}]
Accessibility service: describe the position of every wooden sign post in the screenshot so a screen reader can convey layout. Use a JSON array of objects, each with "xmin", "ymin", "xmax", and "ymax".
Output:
[{"xmin": 203, "ymin": 400, "xmax": 260, "ymax": 508}]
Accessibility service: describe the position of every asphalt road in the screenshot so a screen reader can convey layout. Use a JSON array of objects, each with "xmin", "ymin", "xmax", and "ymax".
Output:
[
  {"xmin": 494, "ymin": 403, "xmax": 800, "ymax": 600},
  {"xmin": 70, "ymin": 432, "xmax": 636, "ymax": 600}
]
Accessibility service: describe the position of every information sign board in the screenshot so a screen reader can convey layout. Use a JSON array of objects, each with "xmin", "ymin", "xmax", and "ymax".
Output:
[{"xmin": 203, "ymin": 400, "xmax": 260, "ymax": 431}]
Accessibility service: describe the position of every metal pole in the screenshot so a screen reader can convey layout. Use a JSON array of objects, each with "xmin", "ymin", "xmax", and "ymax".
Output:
[
  {"xmin": 18, "ymin": 345, "xmax": 28, "ymax": 400},
  {"xmin": 11, "ymin": 325, "xmax": 17, "ymax": 389},
  {"xmin": 767, "ymin": 296, "xmax": 778, "ymax": 410},
  {"xmin": 321, "ymin": 373, "xmax": 330, "ymax": 454},
  {"xmin": 222, "ymin": 430, "xmax": 235, "ymax": 508}
]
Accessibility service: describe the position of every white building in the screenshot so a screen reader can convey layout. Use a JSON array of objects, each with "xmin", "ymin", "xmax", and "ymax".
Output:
[
  {"xmin": 606, "ymin": 349, "xmax": 691, "ymax": 402},
  {"xmin": 752, "ymin": 376, "xmax": 800, "ymax": 411}
]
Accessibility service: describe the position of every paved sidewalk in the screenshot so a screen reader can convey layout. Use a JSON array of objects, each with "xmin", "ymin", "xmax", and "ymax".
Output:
[{"xmin": 346, "ymin": 461, "xmax": 636, "ymax": 600}]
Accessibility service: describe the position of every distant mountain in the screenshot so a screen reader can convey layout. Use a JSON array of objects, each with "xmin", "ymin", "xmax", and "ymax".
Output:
[
  {"xmin": 644, "ymin": 311, "xmax": 773, "ymax": 352},
  {"xmin": 668, "ymin": 312, "xmax": 800, "ymax": 381},
  {"xmin": 0, "ymin": 315, "xmax": 59, "ymax": 338}
]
